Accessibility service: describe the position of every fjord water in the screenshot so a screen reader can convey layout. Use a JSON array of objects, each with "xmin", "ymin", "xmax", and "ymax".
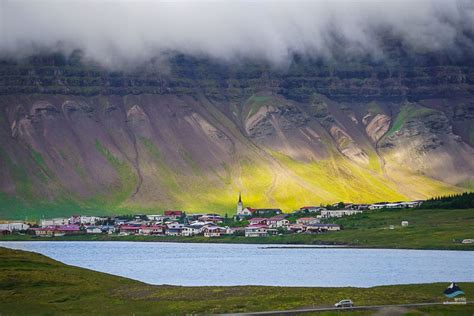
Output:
[{"xmin": 2, "ymin": 241, "xmax": 473, "ymax": 287}]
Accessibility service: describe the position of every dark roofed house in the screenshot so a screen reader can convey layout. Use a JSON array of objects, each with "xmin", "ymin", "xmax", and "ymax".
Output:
[
  {"xmin": 249, "ymin": 218, "xmax": 268, "ymax": 226},
  {"xmin": 165, "ymin": 227, "xmax": 183, "ymax": 236},
  {"xmin": 299, "ymin": 206, "xmax": 326, "ymax": 213},
  {"xmin": 252, "ymin": 209, "xmax": 282, "ymax": 216},
  {"xmin": 198, "ymin": 214, "xmax": 224, "ymax": 223},
  {"xmin": 305, "ymin": 223, "xmax": 341, "ymax": 233}
]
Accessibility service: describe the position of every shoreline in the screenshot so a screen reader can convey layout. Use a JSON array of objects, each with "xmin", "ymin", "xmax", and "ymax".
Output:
[{"xmin": 0, "ymin": 234, "xmax": 473, "ymax": 251}]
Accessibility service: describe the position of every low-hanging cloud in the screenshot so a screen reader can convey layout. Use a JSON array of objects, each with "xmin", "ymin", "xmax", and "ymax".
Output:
[{"xmin": 1, "ymin": 0, "xmax": 473, "ymax": 68}]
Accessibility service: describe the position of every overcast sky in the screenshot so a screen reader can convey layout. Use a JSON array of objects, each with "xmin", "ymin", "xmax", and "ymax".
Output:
[{"xmin": 1, "ymin": 0, "xmax": 473, "ymax": 67}]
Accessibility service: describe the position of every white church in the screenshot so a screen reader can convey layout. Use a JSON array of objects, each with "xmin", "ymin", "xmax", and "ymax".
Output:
[{"xmin": 236, "ymin": 192, "xmax": 253, "ymax": 218}]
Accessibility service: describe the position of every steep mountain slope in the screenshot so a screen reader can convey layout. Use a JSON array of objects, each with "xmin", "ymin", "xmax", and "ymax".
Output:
[{"xmin": 0, "ymin": 55, "xmax": 473, "ymax": 218}]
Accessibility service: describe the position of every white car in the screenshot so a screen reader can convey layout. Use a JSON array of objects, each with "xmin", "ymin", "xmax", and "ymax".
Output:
[{"xmin": 335, "ymin": 299, "xmax": 353, "ymax": 308}]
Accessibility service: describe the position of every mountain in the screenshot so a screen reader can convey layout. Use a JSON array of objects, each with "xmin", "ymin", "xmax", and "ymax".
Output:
[{"xmin": 0, "ymin": 53, "xmax": 473, "ymax": 218}]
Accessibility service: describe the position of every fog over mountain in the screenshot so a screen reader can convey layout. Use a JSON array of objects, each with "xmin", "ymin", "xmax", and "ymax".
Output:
[
  {"xmin": 0, "ymin": 0, "xmax": 473, "ymax": 218},
  {"xmin": 1, "ymin": 0, "xmax": 474, "ymax": 67}
]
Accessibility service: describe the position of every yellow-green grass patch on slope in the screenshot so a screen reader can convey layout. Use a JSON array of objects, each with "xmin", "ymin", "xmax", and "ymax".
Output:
[{"xmin": 270, "ymin": 150, "xmax": 406, "ymax": 205}]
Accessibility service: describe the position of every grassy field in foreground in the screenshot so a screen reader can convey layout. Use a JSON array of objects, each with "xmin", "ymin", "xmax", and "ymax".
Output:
[
  {"xmin": 0, "ymin": 247, "xmax": 473, "ymax": 315},
  {"xmin": 1, "ymin": 208, "xmax": 473, "ymax": 250}
]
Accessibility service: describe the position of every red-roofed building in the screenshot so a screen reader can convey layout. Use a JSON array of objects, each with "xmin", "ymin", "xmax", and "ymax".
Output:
[
  {"xmin": 30, "ymin": 225, "xmax": 83, "ymax": 237},
  {"xmin": 118, "ymin": 225, "xmax": 141, "ymax": 235},
  {"xmin": 164, "ymin": 210, "xmax": 183, "ymax": 220},
  {"xmin": 236, "ymin": 207, "xmax": 254, "ymax": 218}
]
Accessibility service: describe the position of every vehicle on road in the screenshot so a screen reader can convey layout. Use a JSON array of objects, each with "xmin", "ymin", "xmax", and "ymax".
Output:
[{"xmin": 335, "ymin": 299, "xmax": 354, "ymax": 308}]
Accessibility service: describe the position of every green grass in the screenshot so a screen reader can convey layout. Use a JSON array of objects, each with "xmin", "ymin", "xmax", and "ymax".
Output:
[
  {"xmin": 0, "ymin": 147, "xmax": 33, "ymax": 200},
  {"xmin": 385, "ymin": 102, "xmax": 437, "ymax": 137},
  {"xmin": 246, "ymin": 94, "xmax": 270, "ymax": 118},
  {"xmin": 314, "ymin": 208, "xmax": 474, "ymax": 250},
  {"xmin": 29, "ymin": 148, "xmax": 52, "ymax": 183},
  {"xmin": 30, "ymin": 149, "xmax": 46, "ymax": 169},
  {"xmin": 0, "ymin": 247, "xmax": 472, "ymax": 315},
  {"xmin": 94, "ymin": 139, "xmax": 137, "ymax": 203},
  {"xmin": 1, "ymin": 139, "xmax": 141, "ymax": 219},
  {"xmin": 141, "ymin": 137, "xmax": 180, "ymax": 192}
]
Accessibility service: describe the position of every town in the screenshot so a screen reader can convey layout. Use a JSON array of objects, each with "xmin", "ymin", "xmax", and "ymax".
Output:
[{"xmin": 0, "ymin": 194, "xmax": 425, "ymax": 238}]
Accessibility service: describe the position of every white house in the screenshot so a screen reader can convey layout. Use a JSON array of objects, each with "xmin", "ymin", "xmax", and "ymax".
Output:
[
  {"xmin": 401, "ymin": 221, "xmax": 409, "ymax": 227},
  {"xmin": 203, "ymin": 226, "xmax": 227, "ymax": 237},
  {"xmin": 85, "ymin": 226, "xmax": 102, "ymax": 234},
  {"xmin": 0, "ymin": 222, "xmax": 30, "ymax": 232},
  {"xmin": 369, "ymin": 201, "xmax": 423, "ymax": 210},
  {"xmin": 189, "ymin": 220, "xmax": 217, "ymax": 227},
  {"xmin": 296, "ymin": 217, "xmax": 320, "ymax": 225},
  {"xmin": 147, "ymin": 215, "xmax": 167, "ymax": 222},
  {"xmin": 267, "ymin": 215, "xmax": 290, "ymax": 228},
  {"xmin": 306, "ymin": 224, "xmax": 341, "ymax": 232},
  {"xmin": 41, "ymin": 217, "xmax": 69, "ymax": 227},
  {"xmin": 245, "ymin": 225, "xmax": 268, "ymax": 237},
  {"xmin": 320, "ymin": 210, "xmax": 363, "ymax": 218},
  {"xmin": 139, "ymin": 225, "xmax": 165, "ymax": 235},
  {"xmin": 167, "ymin": 222, "xmax": 184, "ymax": 229},
  {"xmin": 69, "ymin": 215, "xmax": 104, "ymax": 225},
  {"xmin": 182, "ymin": 225, "xmax": 203, "ymax": 236}
]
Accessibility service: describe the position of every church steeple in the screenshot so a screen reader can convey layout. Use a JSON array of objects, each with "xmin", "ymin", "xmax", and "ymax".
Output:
[{"xmin": 237, "ymin": 192, "xmax": 243, "ymax": 215}]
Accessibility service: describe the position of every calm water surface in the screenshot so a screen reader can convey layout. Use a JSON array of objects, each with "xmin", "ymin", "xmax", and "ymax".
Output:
[{"xmin": 1, "ymin": 241, "xmax": 473, "ymax": 287}]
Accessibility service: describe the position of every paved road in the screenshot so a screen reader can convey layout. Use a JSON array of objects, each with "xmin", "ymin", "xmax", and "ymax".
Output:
[{"xmin": 219, "ymin": 301, "xmax": 473, "ymax": 315}]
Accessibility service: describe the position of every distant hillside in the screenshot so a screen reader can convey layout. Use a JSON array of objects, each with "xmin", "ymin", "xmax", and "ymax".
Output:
[{"xmin": 0, "ymin": 54, "xmax": 473, "ymax": 218}]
